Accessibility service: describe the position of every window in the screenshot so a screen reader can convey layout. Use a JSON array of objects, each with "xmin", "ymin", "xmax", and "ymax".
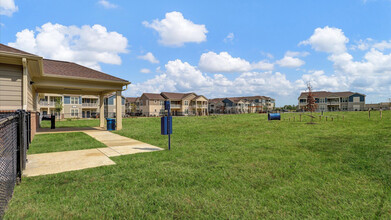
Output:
[
  {"xmin": 71, "ymin": 109, "xmax": 79, "ymax": 117},
  {"xmin": 185, "ymin": 100, "xmax": 189, "ymax": 105},
  {"xmin": 154, "ymin": 100, "xmax": 157, "ymax": 104},
  {"xmin": 160, "ymin": 101, "xmax": 164, "ymax": 105},
  {"xmin": 71, "ymin": 97, "xmax": 79, "ymax": 104},
  {"xmin": 155, "ymin": 109, "xmax": 157, "ymax": 112},
  {"xmin": 353, "ymin": 97, "xmax": 360, "ymax": 103},
  {"xmin": 185, "ymin": 109, "xmax": 188, "ymax": 114}
]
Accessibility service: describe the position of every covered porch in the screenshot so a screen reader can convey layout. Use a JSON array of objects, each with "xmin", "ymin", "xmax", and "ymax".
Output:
[{"xmin": 33, "ymin": 61, "xmax": 129, "ymax": 130}]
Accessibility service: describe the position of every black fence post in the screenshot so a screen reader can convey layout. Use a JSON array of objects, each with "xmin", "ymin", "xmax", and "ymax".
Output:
[{"xmin": 15, "ymin": 110, "xmax": 23, "ymax": 182}]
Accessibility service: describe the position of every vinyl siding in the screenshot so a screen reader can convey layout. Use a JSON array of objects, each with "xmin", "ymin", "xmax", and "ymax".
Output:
[{"xmin": 0, "ymin": 63, "xmax": 22, "ymax": 110}]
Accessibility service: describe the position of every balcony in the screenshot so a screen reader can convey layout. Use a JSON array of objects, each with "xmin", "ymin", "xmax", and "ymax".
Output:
[
  {"xmin": 82, "ymin": 103, "xmax": 98, "ymax": 107},
  {"xmin": 171, "ymin": 104, "xmax": 181, "ymax": 108},
  {"xmin": 39, "ymin": 101, "xmax": 54, "ymax": 106},
  {"xmin": 327, "ymin": 102, "xmax": 340, "ymax": 105}
]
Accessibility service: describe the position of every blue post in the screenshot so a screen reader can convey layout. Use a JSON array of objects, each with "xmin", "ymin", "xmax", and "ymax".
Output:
[
  {"xmin": 168, "ymin": 105, "xmax": 171, "ymax": 150},
  {"xmin": 164, "ymin": 100, "xmax": 171, "ymax": 150}
]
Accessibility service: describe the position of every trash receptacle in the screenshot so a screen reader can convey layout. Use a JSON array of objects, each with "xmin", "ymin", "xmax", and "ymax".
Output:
[
  {"xmin": 268, "ymin": 113, "xmax": 281, "ymax": 120},
  {"xmin": 106, "ymin": 118, "xmax": 116, "ymax": 131}
]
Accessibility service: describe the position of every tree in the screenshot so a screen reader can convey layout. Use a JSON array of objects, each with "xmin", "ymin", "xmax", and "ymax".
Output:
[
  {"xmin": 130, "ymin": 103, "xmax": 137, "ymax": 113},
  {"xmin": 305, "ymin": 82, "xmax": 317, "ymax": 123},
  {"xmin": 55, "ymin": 98, "xmax": 63, "ymax": 117},
  {"xmin": 305, "ymin": 82, "xmax": 317, "ymax": 112}
]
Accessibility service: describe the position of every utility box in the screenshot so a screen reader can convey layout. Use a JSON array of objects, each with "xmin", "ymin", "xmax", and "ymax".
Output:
[{"xmin": 161, "ymin": 116, "xmax": 172, "ymax": 135}]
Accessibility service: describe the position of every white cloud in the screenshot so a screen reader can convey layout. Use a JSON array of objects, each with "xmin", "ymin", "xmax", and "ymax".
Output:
[
  {"xmin": 8, "ymin": 22, "xmax": 128, "ymax": 70},
  {"xmin": 199, "ymin": 51, "xmax": 252, "ymax": 72},
  {"xmin": 300, "ymin": 26, "xmax": 349, "ymax": 54},
  {"xmin": 127, "ymin": 59, "xmax": 292, "ymax": 99},
  {"xmin": 140, "ymin": 68, "xmax": 151, "ymax": 74},
  {"xmin": 373, "ymin": 40, "xmax": 391, "ymax": 51},
  {"xmin": 251, "ymin": 60, "xmax": 275, "ymax": 71},
  {"xmin": 0, "ymin": 0, "xmax": 18, "ymax": 16},
  {"xmin": 301, "ymin": 26, "xmax": 391, "ymax": 97},
  {"xmin": 276, "ymin": 56, "xmax": 305, "ymax": 68},
  {"xmin": 98, "ymin": 0, "xmax": 118, "ymax": 9},
  {"xmin": 285, "ymin": 51, "xmax": 309, "ymax": 57},
  {"xmin": 350, "ymin": 38, "xmax": 373, "ymax": 51},
  {"xmin": 275, "ymin": 51, "xmax": 307, "ymax": 68},
  {"xmin": 198, "ymin": 51, "xmax": 274, "ymax": 73},
  {"xmin": 137, "ymin": 52, "xmax": 159, "ymax": 64},
  {"xmin": 224, "ymin": 33, "xmax": 234, "ymax": 43},
  {"xmin": 142, "ymin": 11, "xmax": 208, "ymax": 47}
]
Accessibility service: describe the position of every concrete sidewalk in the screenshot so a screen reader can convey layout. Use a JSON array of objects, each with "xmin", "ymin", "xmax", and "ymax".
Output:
[{"xmin": 24, "ymin": 129, "xmax": 163, "ymax": 177}]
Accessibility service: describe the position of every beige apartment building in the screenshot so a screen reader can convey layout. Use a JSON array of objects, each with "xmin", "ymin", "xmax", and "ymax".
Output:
[
  {"xmin": 131, "ymin": 92, "xmax": 208, "ymax": 117},
  {"xmin": 209, "ymin": 96, "xmax": 275, "ymax": 114},
  {"xmin": 298, "ymin": 91, "xmax": 366, "ymax": 111},
  {"xmin": 104, "ymin": 93, "xmax": 126, "ymax": 118},
  {"xmin": 38, "ymin": 93, "xmax": 99, "ymax": 119},
  {"xmin": 0, "ymin": 43, "xmax": 129, "ymax": 132}
]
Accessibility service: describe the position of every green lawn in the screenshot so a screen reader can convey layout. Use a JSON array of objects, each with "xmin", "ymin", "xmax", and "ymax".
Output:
[
  {"xmin": 40, "ymin": 118, "xmax": 99, "ymax": 128},
  {"xmin": 27, "ymin": 132, "xmax": 107, "ymax": 154},
  {"xmin": 4, "ymin": 111, "xmax": 391, "ymax": 219}
]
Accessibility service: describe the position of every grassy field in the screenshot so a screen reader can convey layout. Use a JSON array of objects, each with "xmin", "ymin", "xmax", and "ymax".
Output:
[
  {"xmin": 4, "ymin": 111, "xmax": 391, "ymax": 219},
  {"xmin": 27, "ymin": 132, "xmax": 107, "ymax": 154},
  {"xmin": 40, "ymin": 119, "xmax": 99, "ymax": 128}
]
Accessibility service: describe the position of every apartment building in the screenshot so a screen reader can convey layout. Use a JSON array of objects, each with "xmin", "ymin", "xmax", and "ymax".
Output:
[
  {"xmin": 104, "ymin": 93, "xmax": 126, "ymax": 118},
  {"xmin": 209, "ymin": 96, "xmax": 275, "ymax": 114},
  {"xmin": 132, "ymin": 92, "xmax": 208, "ymax": 117},
  {"xmin": 298, "ymin": 91, "xmax": 366, "ymax": 111},
  {"xmin": 365, "ymin": 102, "xmax": 391, "ymax": 111},
  {"xmin": 139, "ymin": 93, "xmax": 165, "ymax": 117},
  {"xmin": 125, "ymin": 97, "xmax": 138, "ymax": 115},
  {"xmin": 38, "ymin": 93, "xmax": 99, "ymax": 119}
]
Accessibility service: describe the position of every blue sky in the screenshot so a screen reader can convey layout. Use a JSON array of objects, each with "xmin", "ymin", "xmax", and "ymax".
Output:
[{"xmin": 1, "ymin": 0, "xmax": 391, "ymax": 106}]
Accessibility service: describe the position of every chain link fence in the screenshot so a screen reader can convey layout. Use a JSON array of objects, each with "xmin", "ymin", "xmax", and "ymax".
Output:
[{"xmin": 0, "ymin": 110, "xmax": 30, "ymax": 218}]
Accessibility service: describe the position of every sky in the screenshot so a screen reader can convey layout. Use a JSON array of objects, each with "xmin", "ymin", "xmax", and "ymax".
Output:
[{"xmin": 1, "ymin": 0, "xmax": 391, "ymax": 106}]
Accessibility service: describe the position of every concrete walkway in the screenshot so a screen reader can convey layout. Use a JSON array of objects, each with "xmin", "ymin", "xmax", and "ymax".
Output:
[{"xmin": 24, "ymin": 129, "xmax": 163, "ymax": 177}]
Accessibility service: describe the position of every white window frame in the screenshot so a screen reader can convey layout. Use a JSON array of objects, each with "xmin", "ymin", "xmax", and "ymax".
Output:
[
  {"xmin": 71, "ymin": 109, "xmax": 79, "ymax": 117},
  {"xmin": 71, "ymin": 97, "xmax": 79, "ymax": 105}
]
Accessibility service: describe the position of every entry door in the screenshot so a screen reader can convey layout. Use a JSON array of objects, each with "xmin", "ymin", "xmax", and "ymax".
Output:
[
  {"xmin": 82, "ymin": 111, "xmax": 86, "ymax": 118},
  {"xmin": 86, "ymin": 111, "xmax": 91, "ymax": 118}
]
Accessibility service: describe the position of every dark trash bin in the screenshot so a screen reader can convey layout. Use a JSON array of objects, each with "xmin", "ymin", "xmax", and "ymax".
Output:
[
  {"xmin": 268, "ymin": 113, "xmax": 281, "ymax": 120},
  {"xmin": 106, "ymin": 118, "xmax": 116, "ymax": 131}
]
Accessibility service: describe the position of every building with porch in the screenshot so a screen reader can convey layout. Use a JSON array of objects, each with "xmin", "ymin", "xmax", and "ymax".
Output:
[
  {"xmin": 104, "ymin": 93, "xmax": 126, "ymax": 118},
  {"xmin": 38, "ymin": 93, "xmax": 100, "ymax": 119},
  {"xmin": 298, "ymin": 91, "xmax": 366, "ymax": 111},
  {"xmin": 135, "ymin": 92, "xmax": 208, "ymax": 117},
  {"xmin": 209, "ymin": 96, "xmax": 275, "ymax": 114},
  {"xmin": 0, "ymin": 44, "xmax": 130, "ymax": 134}
]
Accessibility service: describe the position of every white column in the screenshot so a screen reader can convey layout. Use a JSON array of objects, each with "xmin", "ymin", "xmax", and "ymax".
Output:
[
  {"xmin": 99, "ymin": 94, "xmax": 105, "ymax": 128},
  {"xmin": 116, "ymin": 91, "xmax": 122, "ymax": 130},
  {"xmin": 22, "ymin": 58, "xmax": 28, "ymax": 110}
]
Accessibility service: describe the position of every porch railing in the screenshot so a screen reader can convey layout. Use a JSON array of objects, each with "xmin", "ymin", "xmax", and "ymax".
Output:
[{"xmin": 82, "ymin": 103, "xmax": 98, "ymax": 107}]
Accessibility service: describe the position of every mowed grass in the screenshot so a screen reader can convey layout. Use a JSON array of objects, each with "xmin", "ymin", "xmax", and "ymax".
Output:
[
  {"xmin": 4, "ymin": 111, "xmax": 391, "ymax": 219},
  {"xmin": 40, "ymin": 119, "xmax": 99, "ymax": 128},
  {"xmin": 27, "ymin": 132, "xmax": 107, "ymax": 154}
]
